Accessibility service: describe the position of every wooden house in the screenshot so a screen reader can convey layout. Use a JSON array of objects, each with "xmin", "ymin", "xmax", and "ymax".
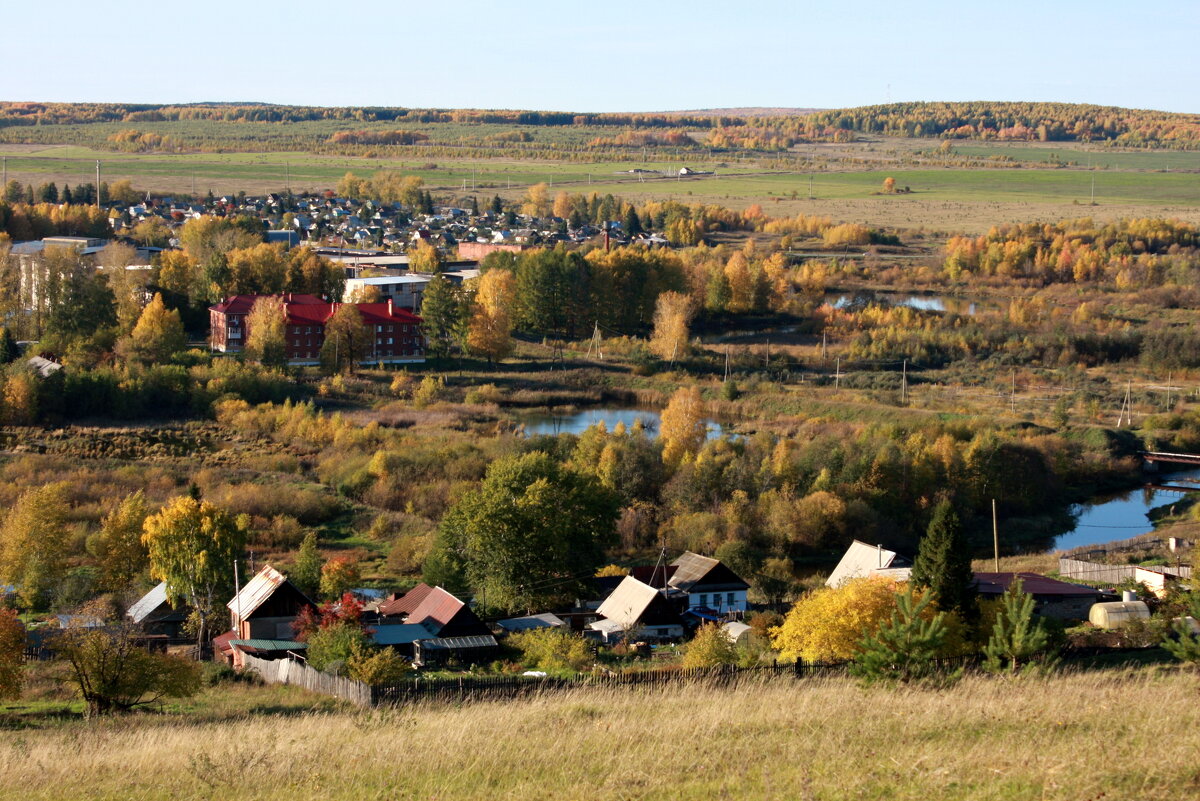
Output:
[{"xmin": 588, "ymin": 576, "xmax": 685, "ymax": 643}]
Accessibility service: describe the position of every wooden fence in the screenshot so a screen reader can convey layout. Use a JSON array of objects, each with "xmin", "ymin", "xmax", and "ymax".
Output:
[
  {"xmin": 1059, "ymin": 557, "xmax": 1192, "ymax": 585},
  {"xmin": 241, "ymin": 652, "xmax": 373, "ymax": 708},
  {"xmin": 242, "ymin": 653, "xmax": 975, "ymax": 708}
]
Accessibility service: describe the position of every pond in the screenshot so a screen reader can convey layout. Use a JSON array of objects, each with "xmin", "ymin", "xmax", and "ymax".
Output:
[
  {"xmin": 1050, "ymin": 467, "xmax": 1200, "ymax": 552},
  {"xmin": 824, "ymin": 291, "xmax": 987, "ymax": 316},
  {"xmin": 518, "ymin": 407, "xmax": 731, "ymax": 440}
]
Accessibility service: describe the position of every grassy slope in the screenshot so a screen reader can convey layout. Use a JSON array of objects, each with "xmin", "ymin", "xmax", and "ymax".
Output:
[{"xmin": 3, "ymin": 668, "xmax": 1199, "ymax": 800}]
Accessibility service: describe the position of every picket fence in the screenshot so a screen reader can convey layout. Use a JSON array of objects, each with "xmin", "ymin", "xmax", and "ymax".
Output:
[{"xmin": 241, "ymin": 652, "xmax": 373, "ymax": 707}]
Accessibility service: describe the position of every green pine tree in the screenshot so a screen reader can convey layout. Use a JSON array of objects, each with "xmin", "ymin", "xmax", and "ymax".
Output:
[
  {"xmin": 983, "ymin": 577, "xmax": 1055, "ymax": 673},
  {"xmin": 1162, "ymin": 591, "xmax": 1200, "ymax": 665},
  {"xmin": 490, "ymin": 194, "xmax": 503, "ymax": 214},
  {"xmin": 910, "ymin": 499, "xmax": 977, "ymax": 619},
  {"xmin": 623, "ymin": 207, "xmax": 643, "ymax": 236},
  {"xmin": 0, "ymin": 328, "xmax": 19, "ymax": 365},
  {"xmin": 418, "ymin": 275, "xmax": 466, "ymax": 359},
  {"xmin": 851, "ymin": 584, "xmax": 948, "ymax": 684}
]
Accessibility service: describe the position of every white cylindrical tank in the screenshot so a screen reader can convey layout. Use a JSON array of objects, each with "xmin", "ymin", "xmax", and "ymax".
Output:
[
  {"xmin": 1122, "ymin": 590, "xmax": 1138, "ymax": 603},
  {"xmin": 1089, "ymin": 601, "xmax": 1150, "ymax": 629}
]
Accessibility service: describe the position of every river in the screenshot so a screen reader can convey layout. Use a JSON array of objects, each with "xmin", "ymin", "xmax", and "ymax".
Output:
[
  {"xmin": 518, "ymin": 407, "xmax": 730, "ymax": 440},
  {"xmin": 824, "ymin": 290, "xmax": 988, "ymax": 316},
  {"xmin": 1051, "ymin": 467, "xmax": 1200, "ymax": 552}
]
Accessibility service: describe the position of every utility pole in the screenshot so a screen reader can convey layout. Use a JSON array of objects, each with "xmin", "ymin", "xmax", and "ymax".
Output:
[
  {"xmin": 992, "ymin": 499, "xmax": 1000, "ymax": 573},
  {"xmin": 1118, "ymin": 379, "xmax": 1132, "ymax": 426},
  {"xmin": 724, "ymin": 347, "xmax": 730, "ymax": 382},
  {"xmin": 286, "ymin": 162, "xmax": 291, "ymax": 193},
  {"xmin": 901, "ymin": 358, "xmax": 907, "ymax": 404},
  {"xmin": 1166, "ymin": 371, "xmax": 1173, "ymax": 410},
  {"xmin": 95, "ymin": 160, "xmax": 101, "ymax": 208},
  {"xmin": 821, "ymin": 329, "xmax": 827, "ymax": 360},
  {"xmin": 2, "ymin": 156, "xmax": 5, "ymax": 188},
  {"xmin": 835, "ymin": 356, "xmax": 841, "ymax": 390},
  {"xmin": 1010, "ymin": 369, "xmax": 1016, "ymax": 414}
]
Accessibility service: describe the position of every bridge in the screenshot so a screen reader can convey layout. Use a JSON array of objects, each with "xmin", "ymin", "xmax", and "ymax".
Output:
[{"xmin": 1141, "ymin": 451, "xmax": 1200, "ymax": 467}]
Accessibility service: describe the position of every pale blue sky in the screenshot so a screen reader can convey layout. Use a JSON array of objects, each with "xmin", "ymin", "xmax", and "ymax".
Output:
[{"xmin": 3, "ymin": 0, "xmax": 1196, "ymax": 113}]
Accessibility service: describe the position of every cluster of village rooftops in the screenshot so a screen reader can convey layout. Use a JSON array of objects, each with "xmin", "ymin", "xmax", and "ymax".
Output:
[{"xmin": 118, "ymin": 541, "xmax": 1151, "ymax": 672}]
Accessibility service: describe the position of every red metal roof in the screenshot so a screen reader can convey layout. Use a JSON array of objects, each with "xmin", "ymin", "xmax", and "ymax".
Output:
[
  {"xmin": 973, "ymin": 572, "xmax": 1100, "ymax": 597},
  {"xmin": 210, "ymin": 295, "xmax": 422, "ymax": 326},
  {"xmin": 406, "ymin": 587, "xmax": 466, "ymax": 629},
  {"xmin": 378, "ymin": 583, "xmax": 435, "ymax": 618}
]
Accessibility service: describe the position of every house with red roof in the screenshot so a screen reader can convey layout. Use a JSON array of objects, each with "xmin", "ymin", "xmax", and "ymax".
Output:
[{"xmin": 209, "ymin": 293, "xmax": 424, "ymax": 365}]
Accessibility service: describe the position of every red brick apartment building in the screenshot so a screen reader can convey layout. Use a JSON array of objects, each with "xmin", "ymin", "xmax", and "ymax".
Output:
[{"xmin": 209, "ymin": 293, "xmax": 424, "ymax": 364}]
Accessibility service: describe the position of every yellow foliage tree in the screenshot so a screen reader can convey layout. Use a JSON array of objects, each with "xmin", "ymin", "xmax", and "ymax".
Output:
[
  {"xmin": 244, "ymin": 295, "xmax": 287, "ymax": 368},
  {"xmin": 124, "ymin": 293, "xmax": 186, "ymax": 364},
  {"xmin": 771, "ymin": 577, "xmax": 901, "ymax": 662},
  {"xmin": 466, "ymin": 269, "xmax": 516, "ymax": 362},
  {"xmin": 660, "ymin": 386, "xmax": 707, "ymax": 467},
  {"xmin": 724, "ymin": 252, "xmax": 753, "ymax": 313},
  {"xmin": 522, "ymin": 182, "xmax": 551, "ymax": 217},
  {"xmin": 408, "ymin": 240, "xmax": 442, "ymax": 273},
  {"xmin": 648, "ymin": 291, "xmax": 695, "ymax": 361},
  {"xmin": 883, "ymin": 176, "xmax": 896, "ymax": 194}
]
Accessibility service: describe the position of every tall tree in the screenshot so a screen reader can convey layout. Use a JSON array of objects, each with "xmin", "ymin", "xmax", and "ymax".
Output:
[
  {"xmin": 660, "ymin": 386, "xmax": 707, "ymax": 467},
  {"xmin": 0, "ymin": 609, "xmax": 24, "ymax": 700},
  {"xmin": 851, "ymin": 584, "xmax": 948, "ymax": 684},
  {"xmin": 0, "ymin": 483, "xmax": 71, "ymax": 610},
  {"xmin": 142, "ymin": 496, "xmax": 246, "ymax": 649},
  {"xmin": 98, "ymin": 242, "xmax": 145, "ymax": 334},
  {"xmin": 121, "ymin": 293, "xmax": 185, "ymax": 364},
  {"xmin": 648, "ymin": 291, "xmax": 695, "ymax": 362},
  {"xmin": 319, "ymin": 303, "xmax": 370, "ymax": 374},
  {"xmin": 910, "ymin": 499, "xmax": 976, "ymax": 619},
  {"xmin": 244, "ymin": 295, "xmax": 288, "ymax": 368},
  {"xmin": 427, "ymin": 452, "xmax": 619, "ymax": 614},
  {"xmin": 419, "ymin": 274, "xmax": 466, "ymax": 359},
  {"xmin": 466, "ymin": 268, "xmax": 515, "ymax": 362},
  {"xmin": 292, "ymin": 531, "xmax": 322, "ymax": 599},
  {"xmin": 93, "ymin": 491, "xmax": 149, "ymax": 593}
]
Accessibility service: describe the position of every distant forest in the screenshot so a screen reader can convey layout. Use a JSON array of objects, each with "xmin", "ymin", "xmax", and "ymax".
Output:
[{"xmin": 0, "ymin": 101, "xmax": 1197, "ymax": 154}]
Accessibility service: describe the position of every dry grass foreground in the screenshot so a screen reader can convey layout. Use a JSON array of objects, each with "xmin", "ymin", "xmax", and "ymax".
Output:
[{"xmin": 4, "ymin": 669, "xmax": 1200, "ymax": 800}]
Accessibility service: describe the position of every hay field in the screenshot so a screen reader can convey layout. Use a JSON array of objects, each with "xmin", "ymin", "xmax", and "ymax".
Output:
[{"xmin": 2, "ymin": 668, "xmax": 1198, "ymax": 800}]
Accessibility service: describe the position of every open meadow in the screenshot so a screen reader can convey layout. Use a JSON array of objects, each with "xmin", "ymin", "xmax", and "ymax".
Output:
[{"xmin": 2, "ymin": 666, "xmax": 1198, "ymax": 801}]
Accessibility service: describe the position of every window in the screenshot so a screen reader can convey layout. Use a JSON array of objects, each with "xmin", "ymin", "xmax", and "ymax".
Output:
[
  {"xmin": 376, "ymin": 325, "xmax": 383, "ymax": 332},
  {"xmin": 387, "ymin": 337, "xmax": 393, "ymax": 345},
  {"xmin": 728, "ymin": 592, "xmax": 736, "ymax": 605},
  {"xmin": 306, "ymin": 326, "xmax": 312, "ymax": 334},
  {"xmin": 697, "ymin": 594, "xmax": 706, "ymax": 607},
  {"xmin": 294, "ymin": 339, "xmax": 300, "ymax": 347},
  {"xmin": 387, "ymin": 325, "xmax": 393, "ymax": 332}
]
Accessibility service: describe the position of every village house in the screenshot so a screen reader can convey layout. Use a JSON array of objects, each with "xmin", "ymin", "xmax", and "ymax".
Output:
[
  {"xmin": 667, "ymin": 551, "xmax": 751, "ymax": 615},
  {"xmin": 587, "ymin": 576, "xmax": 686, "ymax": 643},
  {"xmin": 209, "ymin": 293, "xmax": 425, "ymax": 364},
  {"xmin": 216, "ymin": 565, "xmax": 315, "ymax": 668},
  {"xmin": 125, "ymin": 581, "xmax": 189, "ymax": 638},
  {"xmin": 373, "ymin": 583, "xmax": 497, "ymax": 665},
  {"xmin": 826, "ymin": 540, "xmax": 913, "ymax": 587}
]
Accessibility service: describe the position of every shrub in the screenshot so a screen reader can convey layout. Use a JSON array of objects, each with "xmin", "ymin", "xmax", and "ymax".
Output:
[
  {"xmin": 682, "ymin": 623, "xmax": 738, "ymax": 668},
  {"xmin": 510, "ymin": 627, "xmax": 593, "ymax": 674},
  {"xmin": 347, "ymin": 643, "xmax": 411, "ymax": 684},
  {"xmin": 306, "ymin": 621, "xmax": 371, "ymax": 675}
]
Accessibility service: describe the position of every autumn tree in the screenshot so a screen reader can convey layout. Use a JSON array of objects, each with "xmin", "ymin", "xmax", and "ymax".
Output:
[
  {"xmin": 292, "ymin": 531, "xmax": 322, "ymax": 599},
  {"xmin": 648, "ymin": 291, "xmax": 695, "ymax": 362},
  {"xmin": 319, "ymin": 303, "xmax": 369, "ymax": 374},
  {"xmin": 0, "ymin": 483, "xmax": 71, "ymax": 609},
  {"xmin": 427, "ymin": 452, "xmax": 619, "ymax": 613},
  {"xmin": 56, "ymin": 616, "xmax": 201, "ymax": 716},
  {"xmin": 882, "ymin": 176, "xmax": 896, "ymax": 194},
  {"xmin": 910, "ymin": 499, "xmax": 976, "ymax": 620},
  {"xmin": 522, "ymin": 182, "xmax": 551, "ymax": 217},
  {"xmin": 120, "ymin": 293, "xmax": 186, "ymax": 365},
  {"xmin": 682, "ymin": 622, "xmax": 739, "ymax": 668},
  {"xmin": 92, "ymin": 491, "xmax": 149, "ymax": 593},
  {"xmin": 0, "ymin": 609, "xmax": 23, "ymax": 699},
  {"xmin": 319, "ymin": 557, "xmax": 359, "ymax": 600},
  {"xmin": 466, "ymin": 268, "xmax": 516, "ymax": 362},
  {"xmin": 98, "ymin": 242, "xmax": 146, "ymax": 333},
  {"xmin": 660, "ymin": 385, "xmax": 707, "ymax": 467},
  {"xmin": 142, "ymin": 496, "xmax": 246, "ymax": 648},
  {"xmin": 408, "ymin": 240, "xmax": 443, "ymax": 273},
  {"xmin": 244, "ymin": 295, "xmax": 288, "ymax": 368},
  {"xmin": 771, "ymin": 577, "xmax": 901, "ymax": 662}
]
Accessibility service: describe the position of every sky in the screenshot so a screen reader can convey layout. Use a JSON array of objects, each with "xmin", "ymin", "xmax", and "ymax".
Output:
[{"xmin": 3, "ymin": 0, "xmax": 1197, "ymax": 113}]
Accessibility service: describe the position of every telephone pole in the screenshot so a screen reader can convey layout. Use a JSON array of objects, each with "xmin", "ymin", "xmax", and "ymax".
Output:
[
  {"xmin": 95, "ymin": 160, "xmax": 101, "ymax": 208},
  {"xmin": 835, "ymin": 356, "xmax": 841, "ymax": 390},
  {"xmin": 992, "ymin": 499, "xmax": 1000, "ymax": 573},
  {"xmin": 901, "ymin": 358, "xmax": 907, "ymax": 404}
]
